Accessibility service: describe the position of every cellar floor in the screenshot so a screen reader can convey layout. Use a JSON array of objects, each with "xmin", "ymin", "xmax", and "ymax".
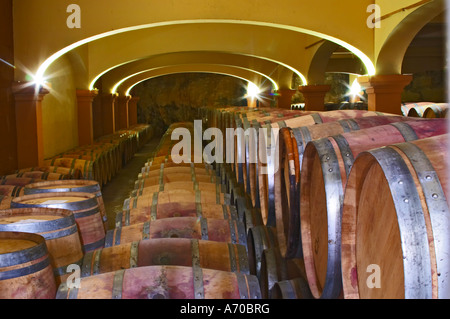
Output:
[{"xmin": 101, "ymin": 137, "xmax": 161, "ymax": 230}]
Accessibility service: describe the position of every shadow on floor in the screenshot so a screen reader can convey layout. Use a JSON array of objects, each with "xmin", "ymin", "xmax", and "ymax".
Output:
[{"xmin": 101, "ymin": 137, "xmax": 161, "ymax": 230}]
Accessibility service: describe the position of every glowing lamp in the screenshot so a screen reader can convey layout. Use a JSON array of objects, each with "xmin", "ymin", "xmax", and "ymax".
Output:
[{"xmin": 246, "ymin": 82, "xmax": 261, "ymax": 98}]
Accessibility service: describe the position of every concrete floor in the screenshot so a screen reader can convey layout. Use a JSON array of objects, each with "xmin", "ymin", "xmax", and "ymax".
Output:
[{"xmin": 100, "ymin": 137, "xmax": 161, "ymax": 230}]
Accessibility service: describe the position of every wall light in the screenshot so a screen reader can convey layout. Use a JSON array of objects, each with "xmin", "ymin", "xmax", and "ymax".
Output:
[{"xmin": 246, "ymin": 82, "xmax": 261, "ymax": 98}]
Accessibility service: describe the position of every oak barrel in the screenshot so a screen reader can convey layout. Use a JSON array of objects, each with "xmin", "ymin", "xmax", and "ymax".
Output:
[
  {"xmin": 257, "ymin": 110, "xmax": 391, "ymax": 228},
  {"xmin": 23, "ymin": 180, "xmax": 108, "ymax": 232},
  {"xmin": 270, "ymin": 277, "xmax": 313, "ymax": 299},
  {"xmin": 11, "ymin": 192, "xmax": 105, "ymax": 252},
  {"xmin": 247, "ymin": 225, "xmax": 278, "ymax": 280},
  {"xmin": 259, "ymin": 248, "xmax": 307, "ymax": 299},
  {"xmin": 300, "ymin": 119, "xmax": 448, "ymax": 299},
  {"xmin": 81, "ymin": 238, "xmax": 249, "ymax": 277},
  {"xmin": 274, "ymin": 115, "xmax": 422, "ymax": 258},
  {"xmin": 0, "ymin": 232, "xmax": 56, "ymax": 299},
  {"xmin": 423, "ymin": 103, "xmax": 449, "ymax": 118},
  {"xmin": 117, "ymin": 201, "xmax": 238, "ymax": 227},
  {"xmin": 0, "ymin": 208, "xmax": 83, "ymax": 285},
  {"xmin": 341, "ymin": 134, "xmax": 450, "ymax": 299},
  {"xmin": 105, "ymin": 217, "xmax": 247, "ymax": 247},
  {"xmin": 123, "ymin": 190, "xmax": 230, "ymax": 218},
  {"xmin": 57, "ymin": 265, "xmax": 261, "ymax": 299}
]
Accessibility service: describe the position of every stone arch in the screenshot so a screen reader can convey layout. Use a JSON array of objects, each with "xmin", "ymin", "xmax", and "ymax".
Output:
[{"xmin": 375, "ymin": 0, "xmax": 445, "ymax": 75}]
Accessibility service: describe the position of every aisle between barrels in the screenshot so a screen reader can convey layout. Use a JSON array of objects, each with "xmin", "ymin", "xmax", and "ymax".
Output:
[{"xmin": 101, "ymin": 137, "xmax": 162, "ymax": 230}]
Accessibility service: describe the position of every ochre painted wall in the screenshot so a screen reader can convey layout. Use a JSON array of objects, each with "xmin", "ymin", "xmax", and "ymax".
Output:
[{"xmin": 41, "ymin": 55, "xmax": 78, "ymax": 159}]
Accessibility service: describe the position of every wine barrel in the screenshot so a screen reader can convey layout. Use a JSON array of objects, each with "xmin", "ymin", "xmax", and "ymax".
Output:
[
  {"xmin": 232, "ymin": 111, "xmax": 315, "ymax": 190},
  {"xmin": 423, "ymin": 103, "xmax": 449, "ymax": 118},
  {"xmin": 136, "ymin": 173, "xmax": 220, "ymax": 191},
  {"xmin": 402, "ymin": 102, "xmax": 431, "ymax": 117},
  {"xmin": 0, "ymin": 177, "xmax": 43, "ymax": 187},
  {"xmin": 257, "ymin": 110, "xmax": 391, "ymax": 228},
  {"xmin": 0, "ymin": 208, "xmax": 83, "ymax": 285},
  {"xmin": 0, "ymin": 195, "xmax": 12, "ymax": 210},
  {"xmin": 117, "ymin": 202, "xmax": 238, "ymax": 227},
  {"xmin": 270, "ymin": 277, "xmax": 313, "ymax": 299},
  {"xmin": 138, "ymin": 165, "xmax": 217, "ymax": 180},
  {"xmin": 132, "ymin": 180, "xmax": 227, "ymax": 198},
  {"xmin": 11, "ymin": 192, "xmax": 105, "ymax": 252},
  {"xmin": 0, "ymin": 232, "xmax": 56, "ymax": 299},
  {"xmin": 124, "ymin": 190, "xmax": 230, "ymax": 219},
  {"xmin": 0, "ymin": 185, "xmax": 25, "ymax": 198},
  {"xmin": 1, "ymin": 171, "xmax": 70, "ymax": 181},
  {"xmin": 341, "ymin": 134, "xmax": 450, "ymax": 299},
  {"xmin": 81, "ymin": 238, "xmax": 249, "ymax": 277},
  {"xmin": 234, "ymin": 196, "xmax": 264, "ymax": 233},
  {"xmin": 44, "ymin": 157, "xmax": 94, "ymax": 181},
  {"xmin": 105, "ymin": 217, "xmax": 247, "ymax": 247},
  {"xmin": 274, "ymin": 115, "xmax": 422, "ymax": 259},
  {"xmin": 23, "ymin": 180, "xmax": 108, "ymax": 232},
  {"xmin": 300, "ymin": 119, "xmax": 448, "ymax": 299},
  {"xmin": 57, "ymin": 265, "xmax": 261, "ymax": 299},
  {"xmin": 247, "ymin": 225, "xmax": 278, "ymax": 280},
  {"xmin": 259, "ymin": 248, "xmax": 307, "ymax": 299},
  {"xmin": 141, "ymin": 160, "xmax": 213, "ymax": 175},
  {"xmin": 16, "ymin": 166, "xmax": 82, "ymax": 179}
]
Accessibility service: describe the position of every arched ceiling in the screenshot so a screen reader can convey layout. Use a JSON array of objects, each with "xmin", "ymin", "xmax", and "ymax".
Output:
[
  {"xmin": 94, "ymin": 51, "xmax": 291, "ymax": 94},
  {"xmin": 12, "ymin": 0, "xmax": 445, "ymax": 95},
  {"xmin": 113, "ymin": 64, "xmax": 276, "ymax": 96}
]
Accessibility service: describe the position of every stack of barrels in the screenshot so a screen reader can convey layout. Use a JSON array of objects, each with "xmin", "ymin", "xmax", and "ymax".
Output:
[
  {"xmin": 202, "ymin": 105, "xmax": 449, "ymax": 299},
  {"xmin": 43, "ymin": 124, "xmax": 152, "ymax": 187},
  {"xmin": 0, "ymin": 179, "xmax": 109, "ymax": 298},
  {"xmin": 402, "ymin": 102, "xmax": 449, "ymax": 118},
  {"xmin": 51, "ymin": 121, "xmax": 261, "ymax": 299},
  {"xmin": 0, "ymin": 124, "xmax": 152, "ymax": 299}
]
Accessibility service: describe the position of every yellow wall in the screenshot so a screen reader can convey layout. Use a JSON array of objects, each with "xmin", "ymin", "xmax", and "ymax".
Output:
[{"xmin": 41, "ymin": 55, "xmax": 78, "ymax": 159}]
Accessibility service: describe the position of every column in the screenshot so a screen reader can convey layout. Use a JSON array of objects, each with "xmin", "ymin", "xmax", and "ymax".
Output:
[
  {"xmin": 117, "ymin": 95, "xmax": 131, "ymax": 130},
  {"xmin": 12, "ymin": 82, "xmax": 49, "ymax": 168},
  {"xmin": 297, "ymin": 85, "xmax": 331, "ymax": 111},
  {"xmin": 246, "ymin": 96, "xmax": 257, "ymax": 108},
  {"xmin": 76, "ymin": 89, "xmax": 98, "ymax": 146},
  {"xmin": 259, "ymin": 90, "xmax": 275, "ymax": 108},
  {"xmin": 101, "ymin": 93, "xmax": 117, "ymax": 135},
  {"xmin": 128, "ymin": 96, "xmax": 140, "ymax": 126},
  {"xmin": 276, "ymin": 89, "xmax": 297, "ymax": 109},
  {"xmin": 357, "ymin": 74, "xmax": 413, "ymax": 115}
]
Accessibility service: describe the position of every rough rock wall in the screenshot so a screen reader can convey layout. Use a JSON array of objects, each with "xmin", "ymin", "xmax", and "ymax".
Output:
[{"xmin": 132, "ymin": 73, "xmax": 247, "ymax": 137}]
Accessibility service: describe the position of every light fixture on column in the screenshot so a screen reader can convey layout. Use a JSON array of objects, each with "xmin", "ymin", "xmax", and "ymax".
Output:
[
  {"xmin": 246, "ymin": 82, "xmax": 261, "ymax": 99},
  {"xmin": 347, "ymin": 78, "xmax": 363, "ymax": 103}
]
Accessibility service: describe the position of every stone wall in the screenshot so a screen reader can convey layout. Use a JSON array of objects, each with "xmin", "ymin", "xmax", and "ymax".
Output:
[{"xmin": 132, "ymin": 73, "xmax": 247, "ymax": 136}]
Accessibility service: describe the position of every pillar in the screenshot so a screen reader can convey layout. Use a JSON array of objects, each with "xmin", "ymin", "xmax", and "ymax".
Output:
[
  {"xmin": 117, "ymin": 95, "xmax": 131, "ymax": 130},
  {"xmin": 259, "ymin": 90, "xmax": 274, "ymax": 108},
  {"xmin": 12, "ymin": 82, "xmax": 49, "ymax": 168},
  {"xmin": 246, "ymin": 96, "xmax": 257, "ymax": 108},
  {"xmin": 128, "ymin": 96, "xmax": 139, "ymax": 126},
  {"xmin": 276, "ymin": 89, "xmax": 297, "ymax": 109},
  {"xmin": 297, "ymin": 85, "xmax": 331, "ymax": 111},
  {"xmin": 101, "ymin": 93, "xmax": 117, "ymax": 135},
  {"xmin": 76, "ymin": 89, "xmax": 98, "ymax": 146},
  {"xmin": 357, "ymin": 74, "xmax": 413, "ymax": 115}
]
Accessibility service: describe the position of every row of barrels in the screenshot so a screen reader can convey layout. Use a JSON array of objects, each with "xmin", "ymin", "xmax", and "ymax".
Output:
[
  {"xmin": 51, "ymin": 122, "xmax": 263, "ymax": 299},
  {"xmin": 43, "ymin": 124, "xmax": 152, "ymax": 187},
  {"xmin": 202, "ymin": 105, "xmax": 450, "ymax": 299},
  {"xmin": 0, "ymin": 179, "xmax": 109, "ymax": 298},
  {"xmin": 402, "ymin": 102, "xmax": 449, "ymax": 118},
  {"xmin": 0, "ymin": 124, "xmax": 152, "ymax": 219},
  {"xmin": 0, "ymin": 124, "xmax": 153, "ymax": 298}
]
